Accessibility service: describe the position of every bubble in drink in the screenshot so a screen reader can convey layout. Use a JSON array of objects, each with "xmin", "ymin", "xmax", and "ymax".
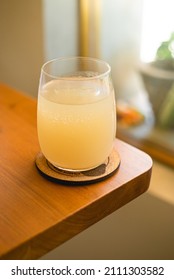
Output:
[{"xmin": 37, "ymin": 79, "xmax": 116, "ymax": 171}]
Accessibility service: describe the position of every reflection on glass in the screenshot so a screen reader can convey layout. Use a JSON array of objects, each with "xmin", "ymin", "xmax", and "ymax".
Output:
[{"xmin": 37, "ymin": 57, "xmax": 116, "ymax": 172}]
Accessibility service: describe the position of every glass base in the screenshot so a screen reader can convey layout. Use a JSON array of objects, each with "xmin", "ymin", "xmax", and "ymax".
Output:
[
  {"xmin": 47, "ymin": 160, "xmax": 109, "ymax": 174},
  {"xmin": 35, "ymin": 149, "xmax": 121, "ymax": 185}
]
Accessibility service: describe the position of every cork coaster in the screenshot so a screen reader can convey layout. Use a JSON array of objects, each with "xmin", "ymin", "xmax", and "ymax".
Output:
[{"xmin": 35, "ymin": 149, "xmax": 121, "ymax": 185}]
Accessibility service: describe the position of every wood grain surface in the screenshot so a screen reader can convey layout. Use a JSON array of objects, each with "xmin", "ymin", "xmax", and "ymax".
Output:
[{"xmin": 0, "ymin": 84, "xmax": 152, "ymax": 260}]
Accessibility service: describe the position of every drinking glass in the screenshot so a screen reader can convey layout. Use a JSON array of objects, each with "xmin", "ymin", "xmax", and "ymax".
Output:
[{"xmin": 37, "ymin": 57, "xmax": 116, "ymax": 172}]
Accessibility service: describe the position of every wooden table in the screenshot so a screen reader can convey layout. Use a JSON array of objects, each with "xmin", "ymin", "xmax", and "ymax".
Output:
[{"xmin": 0, "ymin": 84, "xmax": 152, "ymax": 260}]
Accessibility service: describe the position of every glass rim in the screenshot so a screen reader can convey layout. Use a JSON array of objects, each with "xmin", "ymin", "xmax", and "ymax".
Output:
[{"xmin": 41, "ymin": 56, "xmax": 111, "ymax": 80}]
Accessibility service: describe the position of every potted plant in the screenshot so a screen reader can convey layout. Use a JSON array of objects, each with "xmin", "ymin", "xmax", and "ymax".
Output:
[{"xmin": 139, "ymin": 32, "xmax": 174, "ymax": 128}]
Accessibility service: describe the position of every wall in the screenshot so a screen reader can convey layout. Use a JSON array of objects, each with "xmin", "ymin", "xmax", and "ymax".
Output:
[
  {"xmin": 43, "ymin": 0, "xmax": 78, "ymax": 60},
  {"xmin": 0, "ymin": 0, "xmax": 78, "ymax": 97},
  {"xmin": 0, "ymin": 0, "xmax": 44, "ymax": 96}
]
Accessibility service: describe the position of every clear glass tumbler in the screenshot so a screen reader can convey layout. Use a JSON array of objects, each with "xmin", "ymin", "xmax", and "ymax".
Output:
[{"xmin": 37, "ymin": 57, "xmax": 116, "ymax": 172}]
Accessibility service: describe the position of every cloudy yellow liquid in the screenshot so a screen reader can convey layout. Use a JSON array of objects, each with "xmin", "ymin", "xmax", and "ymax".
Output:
[{"xmin": 37, "ymin": 80, "xmax": 116, "ymax": 171}]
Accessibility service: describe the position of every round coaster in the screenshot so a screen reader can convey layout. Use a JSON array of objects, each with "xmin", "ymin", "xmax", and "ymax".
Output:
[{"xmin": 35, "ymin": 149, "xmax": 121, "ymax": 185}]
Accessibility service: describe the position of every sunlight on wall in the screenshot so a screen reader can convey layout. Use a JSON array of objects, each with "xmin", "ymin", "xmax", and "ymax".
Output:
[{"xmin": 140, "ymin": 0, "xmax": 174, "ymax": 62}]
